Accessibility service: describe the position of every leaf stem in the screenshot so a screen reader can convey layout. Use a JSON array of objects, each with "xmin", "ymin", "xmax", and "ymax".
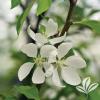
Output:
[
  {"xmin": 86, "ymin": 94, "xmax": 91, "ymax": 100},
  {"xmin": 60, "ymin": 0, "xmax": 77, "ymax": 36}
]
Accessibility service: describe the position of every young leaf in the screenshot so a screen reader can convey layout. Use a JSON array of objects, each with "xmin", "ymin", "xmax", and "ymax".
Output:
[
  {"xmin": 15, "ymin": 85, "xmax": 40, "ymax": 100},
  {"xmin": 11, "ymin": 0, "xmax": 21, "ymax": 9},
  {"xmin": 76, "ymin": 86, "xmax": 86, "ymax": 93},
  {"xmin": 37, "ymin": 0, "xmax": 52, "ymax": 16},
  {"xmin": 82, "ymin": 77, "xmax": 91, "ymax": 90},
  {"xmin": 17, "ymin": 0, "xmax": 35, "ymax": 35},
  {"xmin": 73, "ymin": 19, "xmax": 100, "ymax": 34},
  {"xmin": 39, "ymin": 25, "xmax": 46, "ymax": 33},
  {"xmin": 88, "ymin": 83, "xmax": 99, "ymax": 93}
]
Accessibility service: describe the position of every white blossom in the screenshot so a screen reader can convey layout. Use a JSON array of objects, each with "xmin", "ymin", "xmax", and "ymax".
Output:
[
  {"xmin": 18, "ymin": 43, "xmax": 56, "ymax": 84},
  {"xmin": 18, "ymin": 18, "xmax": 87, "ymax": 87},
  {"xmin": 28, "ymin": 19, "xmax": 66, "ymax": 47},
  {"xmin": 46, "ymin": 42, "xmax": 86, "ymax": 87}
]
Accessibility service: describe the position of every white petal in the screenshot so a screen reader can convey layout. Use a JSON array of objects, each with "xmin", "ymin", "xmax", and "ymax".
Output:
[
  {"xmin": 52, "ymin": 68, "xmax": 65, "ymax": 87},
  {"xmin": 32, "ymin": 67, "xmax": 45, "ymax": 84},
  {"xmin": 28, "ymin": 26, "xmax": 36, "ymax": 40},
  {"xmin": 48, "ymin": 56, "xmax": 57, "ymax": 64},
  {"xmin": 18, "ymin": 62, "xmax": 34, "ymax": 81},
  {"xmin": 58, "ymin": 42, "xmax": 73, "ymax": 59},
  {"xmin": 48, "ymin": 50, "xmax": 57, "ymax": 63},
  {"xmin": 35, "ymin": 33, "xmax": 48, "ymax": 45},
  {"xmin": 45, "ymin": 64, "xmax": 54, "ymax": 77},
  {"xmin": 45, "ymin": 19, "xmax": 58, "ymax": 37},
  {"xmin": 61, "ymin": 67, "xmax": 81, "ymax": 86},
  {"xmin": 21, "ymin": 43, "xmax": 37, "ymax": 57},
  {"xmin": 49, "ymin": 34, "xmax": 66, "ymax": 45},
  {"xmin": 65, "ymin": 56, "xmax": 86, "ymax": 69},
  {"xmin": 40, "ymin": 45, "xmax": 56, "ymax": 58}
]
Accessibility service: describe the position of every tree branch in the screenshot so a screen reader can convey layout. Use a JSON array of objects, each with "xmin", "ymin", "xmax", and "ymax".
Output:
[{"xmin": 60, "ymin": 0, "xmax": 77, "ymax": 36}]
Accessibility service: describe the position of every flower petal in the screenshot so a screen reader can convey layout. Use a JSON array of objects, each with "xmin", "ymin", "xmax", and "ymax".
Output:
[
  {"xmin": 21, "ymin": 43, "xmax": 37, "ymax": 57},
  {"xmin": 49, "ymin": 34, "xmax": 66, "ymax": 45},
  {"xmin": 48, "ymin": 50, "xmax": 57, "ymax": 63},
  {"xmin": 61, "ymin": 67, "xmax": 81, "ymax": 85},
  {"xmin": 28, "ymin": 26, "xmax": 36, "ymax": 41},
  {"xmin": 18, "ymin": 62, "xmax": 34, "ymax": 81},
  {"xmin": 58, "ymin": 42, "xmax": 73, "ymax": 59},
  {"xmin": 40, "ymin": 45, "xmax": 56, "ymax": 58},
  {"xmin": 45, "ymin": 19, "xmax": 58, "ymax": 37},
  {"xmin": 35, "ymin": 33, "xmax": 48, "ymax": 45},
  {"xmin": 43, "ymin": 62, "xmax": 50, "ymax": 71},
  {"xmin": 45, "ymin": 64, "xmax": 54, "ymax": 77},
  {"xmin": 32, "ymin": 67, "xmax": 45, "ymax": 84},
  {"xmin": 52, "ymin": 68, "xmax": 65, "ymax": 87},
  {"xmin": 65, "ymin": 56, "xmax": 86, "ymax": 69}
]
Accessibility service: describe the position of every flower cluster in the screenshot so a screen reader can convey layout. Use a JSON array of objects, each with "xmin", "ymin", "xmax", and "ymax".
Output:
[{"xmin": 18, "ymin": 19, "xmax": 86, "ymax": 87}]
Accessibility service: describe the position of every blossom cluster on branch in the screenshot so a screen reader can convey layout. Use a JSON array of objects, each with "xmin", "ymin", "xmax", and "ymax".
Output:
[{"xmin": 18, "ymin": 19, "xmax": 86, "ymax": 87}]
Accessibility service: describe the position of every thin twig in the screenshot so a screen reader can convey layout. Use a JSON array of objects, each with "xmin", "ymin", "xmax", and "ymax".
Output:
[
  {"xmin": 31, "ymin": 13, "xmax": 46, "ymax": 33},
  {"xmin": 60, "ymin": 0, "xmax": 77, "ymax": 36}
]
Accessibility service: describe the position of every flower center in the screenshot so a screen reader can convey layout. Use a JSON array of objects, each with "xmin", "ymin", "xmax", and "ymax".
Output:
[
  {"xmin": 56, "ymin": 59, "xmax": 65, "ymax": 68},
  {"xmin": 33, "ymin": 56, "xmax": 46, "ymax": 66}
]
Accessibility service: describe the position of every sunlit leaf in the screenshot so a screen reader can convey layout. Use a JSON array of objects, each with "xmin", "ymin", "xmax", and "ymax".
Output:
[
  {"xmin": 17, "ymin": 0, "xmax": 35, "ymax": 34},
  {"xmin": 82, "ymin": 77, "xmax": 91, "ymax": 90},
  {"xmin": 39, "ymin": 25, "xmax": 46, "ymax": 33},
  {"xmin": 11, "ymin": 0, "xmax": 21, "ymax": 9},
  {"xmin": 88, "ymin": 83, "xmax": 99, "ymax": 93},
  {"xmin": 74, "ymin": 6, "xmax": 84, "ymax": 20},
  {"xmin": 15, "ymin": 85, "xmax": 40, "ymax": 100},
  {"xmin": 74, "ymin": 19, "xmax": 100, "ymax": 34},
  {"xmin": 37, "ymin": 0, "xmax": 52, "ymax": 16},
  {"xmin": 76, "ymin": 86, "xmax": 86, "ymax": 93}
]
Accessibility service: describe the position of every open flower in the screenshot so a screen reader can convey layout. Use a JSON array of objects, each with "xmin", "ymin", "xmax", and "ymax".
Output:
[
  {"xmin": 28, "ymin": 19, "xmax": 66, "ymax": 46},
  {"xmin": 46, "ymin": 42, "xmax": 86, "ymax": 87},
  {"xmin": 18, "ymin": 43, "xmax": 56, "ymax": 84}
]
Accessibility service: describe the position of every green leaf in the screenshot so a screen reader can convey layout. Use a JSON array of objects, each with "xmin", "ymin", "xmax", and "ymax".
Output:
[
  {"xmin": 63, "ymin": 49, "xmax": 74, "ymax": 59},
  {"xmin": 88, "ymin": 83, "xmax": 99, "ymax": 93},
  {"xmin": 5, "ymin": 96, "xmax": 16, "ymax": 100},
  {"xmin": 11, "ymin": 0, "xmax": 21, "ymax": 9},
  {"xmin": 74, "ymin": 6, "xmax": 84, "ymax": 20},
  {"xmin": 39, "ymin": 25, "xmax": 46, "ymax": 33},
  {"xmin": 76, "ymin": 86, "xmax": 86, "ymax": 94},
  {"xmin": 17, "ymin": 0, "xmax": 35, "ymax": 35},
  {"xmin": 37, "ymin": 0, "xmax": 52, "ymax": 16},
  {"xmin": 15, "ymin": 85, "xmax": 40, "ymax": 100},
  {"xmin": 73, "ymin": 19, "xmax": 100, "ymax": 34},
  {"xmin": 82, "ymin": 77, "xmax": 91, "ymax": 90}
]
